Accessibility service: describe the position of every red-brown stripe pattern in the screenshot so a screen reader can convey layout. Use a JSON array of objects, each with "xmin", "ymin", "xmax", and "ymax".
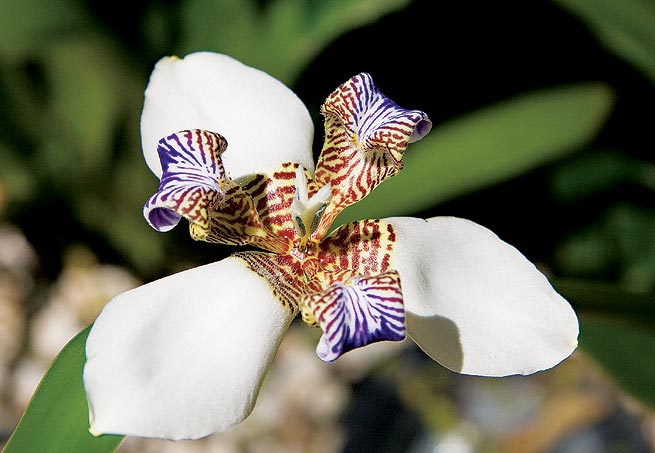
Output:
[
  {"xmin": 303, "ymin": 270, "xmax": 405, "ymax": 362},
  {"xmin": 144, "ymin": 129, "xmax": 296, "ymax": 254},
  {"xmin": 143, "ymin": 130, "xmax": 229, "ymax": 232},
  {"xmin": 311, "ymin": 73, "xmax": 430, "ymax": 240},
  {"xmin": 318, "ymin": 219, "xmax": 395, "ymax": 277},
  {"xmin": 233, "ymin": 219, "xmax": 397, "ymax": 321},
  {"xmin": 234, "ymin": 251, "xmax": 305, "ymax": 314},
  {"xmin": 188, "ymin": 182, "xmax": 291, "ymax": 254},
  {"xmin": 142, "ymin": 72, "xmax": 432, "ymax": 360},
  {"xmin": 240, "ymin": 162, "xmax": 300, "ymax": 240}
]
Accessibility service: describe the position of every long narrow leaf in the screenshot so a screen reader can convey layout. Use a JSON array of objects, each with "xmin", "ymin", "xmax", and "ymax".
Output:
[
  {"xmin": 336, "ymin": 82, "xmax": 613, "ymax": 225},
  {"xmin": 554, "ymin": 0, "xmax": 655, "ymax": 84},
  {"xmin": 554, "ymin": 278, "xmax": 655, "ymax": 327},
  {"xmin": 3, "ymin": 326, "xmax": 124, "ymax": 453},
  {"xmin": 178, "ymin": 0, "xmax": 411, "ymax": 84}
]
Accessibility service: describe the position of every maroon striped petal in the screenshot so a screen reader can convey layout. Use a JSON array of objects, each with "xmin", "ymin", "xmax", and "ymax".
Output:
[
  {"xmin": 303, "ymin": 270, "xmax": 406, "ymax": 362},
  {"xmin": 143, "ymin": 130, "xmax": 228, "ymax": 231},
  {"xmin": 312, "ymin": 73, "xmax": 431, "ymax": 240}
]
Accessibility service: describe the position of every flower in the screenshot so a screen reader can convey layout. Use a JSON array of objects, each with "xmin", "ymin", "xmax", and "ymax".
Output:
[{"xmin": 83, "ymin": 52, "xmax": 579, "ymax": 441}]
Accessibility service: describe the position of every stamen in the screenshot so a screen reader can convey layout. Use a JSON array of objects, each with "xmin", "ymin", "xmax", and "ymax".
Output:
[
  {"xmin": 291, "ymin": 166, "xmax": 332, "ymax": 245},
  {"xmin": 310, "ymin": 204, "xmax": 327, "ymax": 233},
  {"xmin": 294, "ymin": 165, "xmax": 308, "ymax": 201}
]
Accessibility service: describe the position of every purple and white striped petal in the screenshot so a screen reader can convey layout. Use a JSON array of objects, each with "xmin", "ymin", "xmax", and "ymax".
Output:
[
  {"xmin": 331, "ymin": 73, "xmax": 431, "ymax": 157},
  {"xmin": 318, "ymin": 72, "xmax": 431, "ymax": 170},
  {"xmin": 304, "ymin": 271, "xmax": 406, "ymax": 362},
  {"xmin": 311, "ymin": 73, "xmax": 432, "ymax": 240},
  {"xmin": 143, "ymin": 130, "xmax": 228, "ymax": 232}
]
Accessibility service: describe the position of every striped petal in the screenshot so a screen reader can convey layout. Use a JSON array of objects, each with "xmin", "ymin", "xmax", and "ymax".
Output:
[
  {"xmin": 387, "ymin": 216, "xmax": 579, "ymax": 377},
  {"xmin": 318, "ymin": 219, "xmax": 396, "ymax": 276},
  {"xmin": 84, "ymin": 257, "xmax": 295, "ymax": 440},
  {"xmin": 239, "ymin": 162, "xmax": 308, "ymax": 241},
  {"xmin": 143, "ymin": 129, "xmax": 228, "ymax": 231},
  {"xmin": 141, "ymin": 52, "xmax": 314, "ymax": 180},
  {"xmin": 304, "ymin": 271, "xmax": 405, "ymax": 362},
  {"xmin": 312, "ymin": 73, "xmax": 431, "ymax": 240},
  {"xmin": 143, "ymin": 130, "xmax": 292, "ymax": 253},
  {"xmin": 234, "ymin": 251, "xmax": 305, "ymax": 314}
]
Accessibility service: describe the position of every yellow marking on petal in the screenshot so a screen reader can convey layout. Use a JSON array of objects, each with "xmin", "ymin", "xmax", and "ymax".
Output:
[{"xmin": 350, "ymin": 133, "xmax": 359, "ymax": 148}]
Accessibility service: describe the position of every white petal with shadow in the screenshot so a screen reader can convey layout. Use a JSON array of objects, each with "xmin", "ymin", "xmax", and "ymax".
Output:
[
  {"xmin": 84, "ymin": 257, "xmax": 294, "ymax": 440},
  {"xmin": 141, "ymin": 52, "xmax": 315, "ymax": 179},
  {"xmin": 386, "ymin": 216, "xmax": 579, "ymax": 377}
]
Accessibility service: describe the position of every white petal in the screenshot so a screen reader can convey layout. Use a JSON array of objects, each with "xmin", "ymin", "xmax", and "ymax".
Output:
[
  {"xmin": 141, "ymin": 52, "xmax": 315, "ymax": 179},
  {"xmin": 387, "ymin": 216, "xmax": 578, "ymax": 377},
  {"xmin": 83, "ymin": 257, "xmax": 294, "ymax": 440}
]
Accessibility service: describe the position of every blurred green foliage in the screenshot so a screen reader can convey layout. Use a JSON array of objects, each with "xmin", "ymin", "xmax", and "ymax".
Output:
[
  {"xmin": 580, "ymin": 316, "xmax": 655, "ymax": 409},
  {"xmin": 1, "ymin": 0, "xmax": 654, "ymax": 450},
  {"xmin": 554, "ymin": 0, "xmax": 655, "ymax": 84},
  {"xmin": 337, "ymin": 82, "xmax": 614, "ymax": 225},
  {"xmin": 3, "ymin": 328, "xmax": 124, "ymax": 453},
  {"xmin": 177, "ymin": 0, "xmax": 411, "ymax": 84}
]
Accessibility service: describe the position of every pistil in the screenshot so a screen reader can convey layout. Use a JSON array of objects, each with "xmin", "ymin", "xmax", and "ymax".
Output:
[{"xmin": 290, "ymin": 166, "xmax": 332, "ymax": 250}]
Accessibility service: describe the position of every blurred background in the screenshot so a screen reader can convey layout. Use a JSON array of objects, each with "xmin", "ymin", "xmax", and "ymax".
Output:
[{"xmin": 1, "ymin": 0, "xmax": 654, "ymax": 451}]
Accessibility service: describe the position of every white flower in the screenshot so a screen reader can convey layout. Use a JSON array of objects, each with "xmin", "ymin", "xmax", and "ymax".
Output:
[{"xmin": 83, "ymin": 52, "xmax": 579, "ymax": 441}]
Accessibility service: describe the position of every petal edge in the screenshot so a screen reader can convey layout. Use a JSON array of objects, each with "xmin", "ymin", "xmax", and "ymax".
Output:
[
  {"xmin": 84, "ymin": 257, "xmax": 294, "ymax": 440},
  {"xmin": 387, "ymin": 216, "xmax": 579, "ymax": 377},
  {"xmin": 141, "ymin": 52, "xmax": 315, "ymax": 179}
]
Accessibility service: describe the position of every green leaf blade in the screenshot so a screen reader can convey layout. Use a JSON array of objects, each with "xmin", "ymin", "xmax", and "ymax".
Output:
[
  {"xmin": 3, "ymin": 326, "xmax": 123, "ymax": 453},
  {"xmin": 0, "ymin": 0, "xmax": 88, "ymax": 59},
  {"xmin": 579, "ymin": 316, "xmax": 655, "ymax": 410},
  {"xmin": 554, "ymin": 0, "xmax": 655, "ymax": 84},
  {"xmin": 178, "ymin": 0, "xmax": 411, "ymax": 84},
  {"xmin": 336, "ymin": 82, "xmax": 614, "ymax": 225}
]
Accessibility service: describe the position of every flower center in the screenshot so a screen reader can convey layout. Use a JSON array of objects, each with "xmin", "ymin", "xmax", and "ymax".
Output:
[{"xmin": 290, "ymin": 166, "xmax": 332, "ymax": 251}]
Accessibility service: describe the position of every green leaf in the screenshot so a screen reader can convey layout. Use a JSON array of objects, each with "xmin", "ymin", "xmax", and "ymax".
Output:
[
  {"xmin": 336, "ymin": 82, "xmax": 614, "ymax": 225},
  {"xmin": 554, "ymin": 224, "xmax": 615, "ymax": 278},
  {"xmin": 0, "ymin": 141, "xmax": 37, "ymax": 204},
  {"xmin": 554, "ymin": 278, "xmax": 655, "ymax": 326},
  {"xmin": 580, "ymin": 316, "xmax": 655, "ymax": 410},
  {"xmin": 0, "ymin": 0, "xmax": 88, "ymax": 59},
  {"xmin": 605, "ymin": 204, "xmax": 655, "ymax": 292},
  {"xmin": 549, "ymin": 150, "xmax": 649, "ymax": 203},
  {"xmin": 178, "ymin": 0, "xmax": 411, "ymax": 84},
  {"xmin": 553, "ymin": 0, "xmax": 655, "ymax": 84},
  {"xmin": 42, "ymin": 37, "xmax": 129, "ymax": 177},
  {"xmin": 4, "ymin": 326, "xmax": 124, "ymax": 453},
  {"xmin": 555, "ymin": 204, "xmax": 655, "ymax": 292}
]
